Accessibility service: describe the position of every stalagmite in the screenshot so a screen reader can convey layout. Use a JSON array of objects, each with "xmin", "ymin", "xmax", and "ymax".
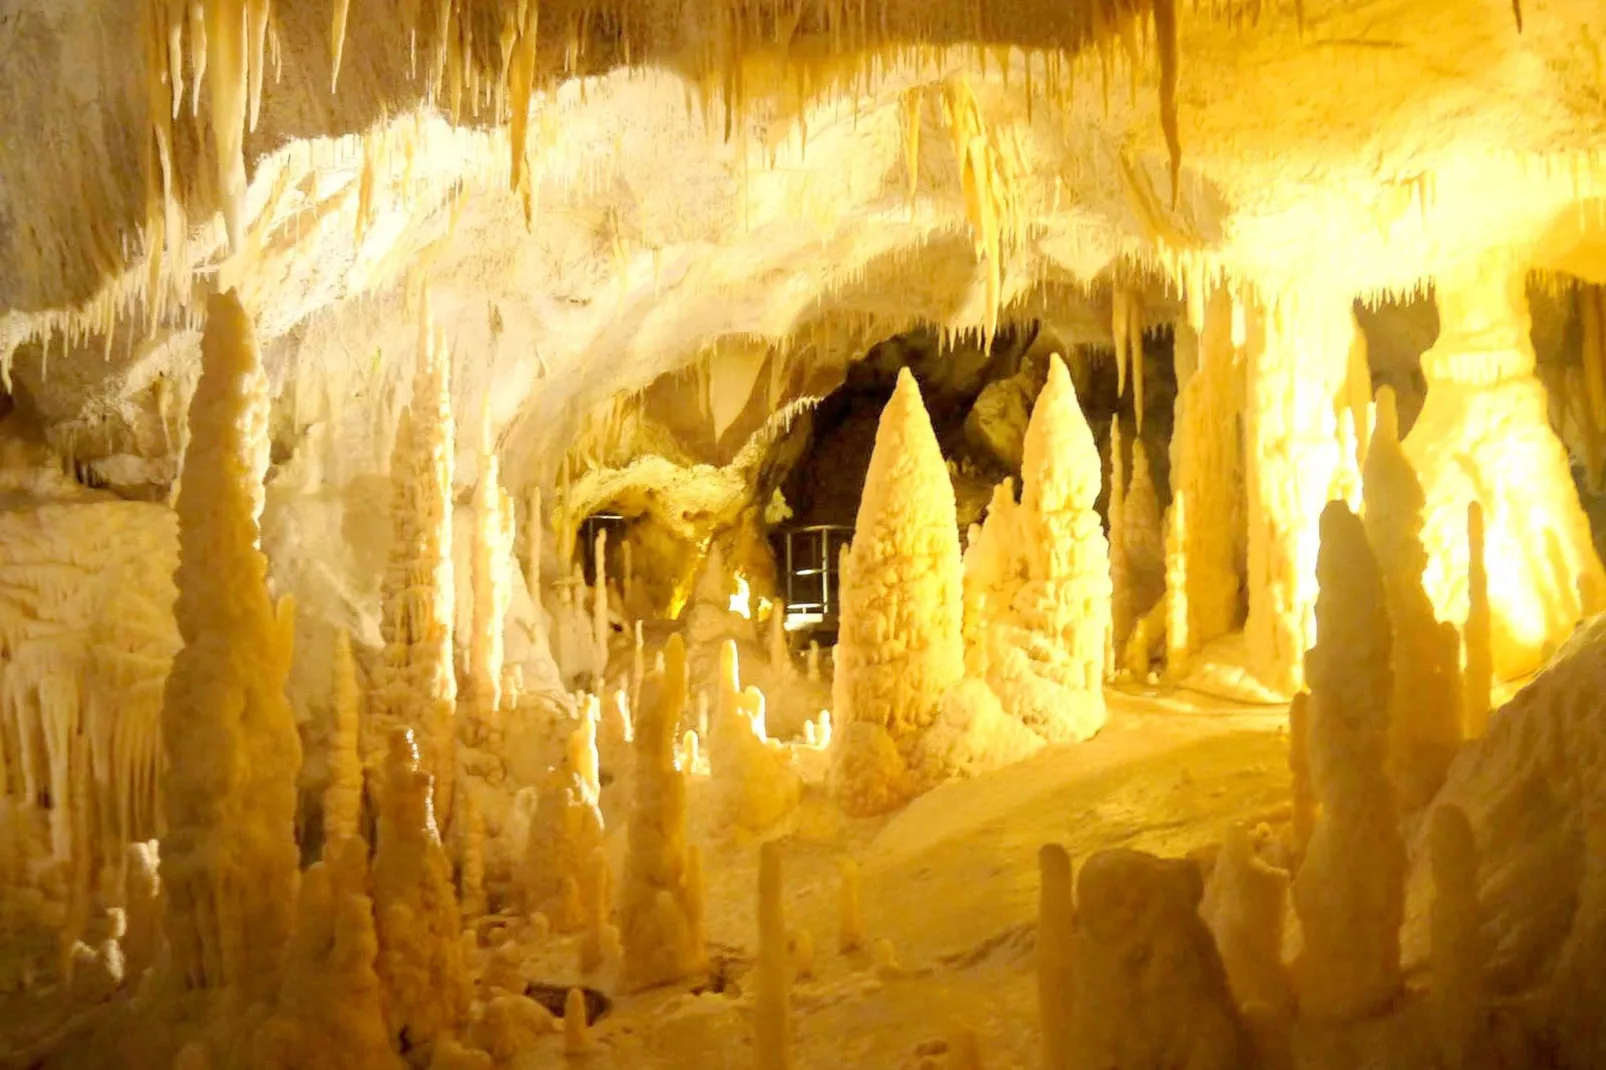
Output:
[
  {"xmin": 832, "ymin": 369, "xmax": 962, "ymax": 814},
  {"xmin": 805, "ymin": 641, "xmax": 820, "ymax": 682},
  {"xmin": 1109, "ymin": 420, "xmax": 1130, "ymax": 657},
  {"xmin": 324, "ymin": 628, "xmax": 364, "ymax": 851},
  {"xmin": 971, "ymin": 355, "xmax": 1111, "ymax": 741},
  {"xmin": 1068, "ymin": 850, "xmax": 1247, "ymax": 1068},
  {"xmin": 1038, "ymin": 844, "xmax": 1075, "ymax": 1070},
  {"xmin": 1362, "ymin": 387, "xmax": 1462, "ymax": 808},
  {"xmin": 755, "ymin": 841, "xmax": 793, "ymax": 1070},
  {"xmin": 372, "ymin": 310, "xmax": 457, "ymax": 826},
  {"xmin": 372, "ymin": 729, "xmax": 471, "ymax": 1061},
  {"xmin": 1288, "ymin": 691, "xmax": 1316, "ymax": 859},
  {"xmin": 255, "ymin": 839, "xmax": 397, "ymax": 1070},
  {"xmin": 1292, "ymin": 503, "xmax": 1403, "ymax": 1021},
  {"xmin": 1464, "ymin": 502, "xmax": 1493, "ymax": 738},
  {"xmin": 563, "ymin": 986, "xmax": 589, "ymax": 1055},
  {"xmin": 578, "ymin": 846, "xmax": 620, "ymax": 976},
  {"xmin": 1120, "ymin": 438, "xmax": 1166, "ymax": 670},
  {"xmin": 768, "ymin": 602, "xmax": 791, "ymax": 674},
  {"xmin": 468, "ymin": 423, "xmax": 516, "ymax": 749},
  {"xmin": 1168, "ymin": 298, "xmax": 1242, "ymax": 664},
  {"xmin": 620, "ymin": 634, "xmax": 705, "ymax": 991},
  {"xmin": 457, "ymin": 786, "xmax": 486, "ymax": 920},
  {"xmin": 1244, "ymin": 294, "xmax": 1358, "ymax": 694},
  {"xmin": 1429, "ymin": 804, "xmax": 1482, "ymax": 1068},
  {"xmin": 593, "ymin": 527, "xmax": 610, "ymax": 673},
  {"xmin": 710, "ymin": 642, "xmax": 800, "ymax": 836},
  {"xmin": 160, "ymin": 289, "xmax": 300, "ymax": 1002},
  {"xmin": 1403, "ymin": 255, "xmax": 1605, "ymax": 680},
  {"xmin": 523, "ymin": 704, "xmax": 605, "ymax": 933},
  {"xmin": 1201, "ymin": 825, "xmax": 1292, "ymax": 1013},
  {"xmin": 837, "ymin": 857, "xmax": 866, "ymax": 954}
]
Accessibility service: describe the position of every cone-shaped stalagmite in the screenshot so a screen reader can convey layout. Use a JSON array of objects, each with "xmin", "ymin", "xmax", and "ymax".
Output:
[
  {"xmin": 160, "ymin": 290, "xmax": 301, "ymax": 1002},
  {"xmin": 1362, "ymin": 387, "xmax": 1461, "ymax": 809},
  {"xmin": 832, "ymin": 368, "xmax": 963, "ymax": 815},
  {"xmin": 968, "ymin": 355, "xmax": 1111, "ymax": 742},
  {"xmin": 1292, "ymin": 503, "xmax": 1403, "ymax": 1021}
]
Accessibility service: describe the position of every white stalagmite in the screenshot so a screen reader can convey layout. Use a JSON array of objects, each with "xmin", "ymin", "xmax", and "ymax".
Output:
[
  {"xmin": 1038, "ymin": 844, "xmax": 1075, "ymax": 1070},
  {"xmin": 620, "ymin": 633, "xmax": 705, "ymax": 991},
  {"xmin": 324, "ymin": 628, "xmax": 364, "ymax": 851},
  {"xmin": 832, "ymin": 369, "xmax": 962, "ymax": 815},
  {"xmin": 1109, "ymin": 420, "xmax": 1130, "ymax": 658},
  {"xmin": 468, "ymin": 419, "xmax": 516, "ymax": 749},
  {"xmin": 523, "ymin": 701, "xmax": 606, "ymax": 933},
  {"xmin": 371, "ymin": 729, "xmax": 471, "ymax": 1061},
  {"xmin": 1243, "ymin": 293, "xmax": 1357, "ymax": 695},
  {"xmin": 768, "ymin": 602, "xmax": 791, "ymax": 675},
  {"xmin": 755, "ymin": 841, "xmax": 793, "ymax": 1070},
  {"xmin": 1362, "ymin": 387, "xmax": 1462, "ymax": 809},
  {"xmin": 1119, "ymin": 439, "xmax": 1167, "ymax": 672},
  {"xmin": 974, "ymin": 354, "xmax": 1111, "ymax": 742},
  {"xmin": 962, "ymin": 480, "xmax": 1021, "ymax": 683},
  {"xmin": 1403, "ymin": 254, "xmax": 1606, "ymax": 681},
  {"xmin": 254, "ymin": 839, "xmax": 399, "ymax": 1070},
  {"xmin": 1167, "ymin": 295, "xmax": 1242, "ymax": 667},
  {"xmin": 710, "ymin": 641, "xmax": 800, "ymax": 836},
  {"xmin": 1463, "ymin": 501, "xmax": 1493, "ymax": 737},
  {"xmin": 1292, "ymin": 502, "xmax": 1403, "ymax": 1021},
  {"xmin": 593, "ymin": 527, "xmax": 610, "ymax": 672},
  {"xmin": 159, "ymin": 289, "xmax": 301, "ymax": 1001},
  {"xmin": 1429, "ymin": 804, "xmax": 1482, "ymax": 1067},
  {"xmin": 373, "ymin": 308, "xmax": 457, "ymax": 827}
]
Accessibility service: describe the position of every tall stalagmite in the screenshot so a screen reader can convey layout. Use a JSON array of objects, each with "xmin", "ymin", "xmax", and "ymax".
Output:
[
  {"xmin": 160, "ymin": 289, "xmax": 301, "ymax": 1001},
  {"xmin": 467, "ymin": 420, "xmax": 516, "ymax": 750},
  {"xmin": 324, "ymin": 628, "xmax": 364, "ymax": 851},
  {"xmin": 1167, "ymin": 293, "xmax": 1243, "ymax": 668},
  {"xmin": 371, "ymin": 729, "xmax": 471, "ymax": 1062},
  {"xmin": 373, "ymin": 311, "xmax": 458, "ymax": 825},
  {"xmin": 1292, "ymin": 502, "xmax": 1403, "ymax": 1021},
  {"xmin": 832, "ymin": 368, "xmax": 963, "ymax": 814},
  {"xmin": 621, "ymin": 633, "xmax": 705, "ymax": 991},
  {"xmin": 975, "ymin": 354, "xmax": 1111, "ymax": 741},
  {"xmin": 1403, "ymin": 254, "xmax": 1606, "ymax": 680},
  {"xmin": 1362, "ymin": 387, "xmax": 1462, "ymax": 809}
]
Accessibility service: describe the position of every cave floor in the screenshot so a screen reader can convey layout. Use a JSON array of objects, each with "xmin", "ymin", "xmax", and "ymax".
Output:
[{"xmin": 532, "ymin": 685, "xmax": 1293, "ymax": 1069}]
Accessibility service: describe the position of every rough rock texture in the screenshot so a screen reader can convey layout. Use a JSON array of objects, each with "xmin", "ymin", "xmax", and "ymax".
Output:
[
  {"xmin": 160, "ymin": 290, "xmax": 301, "ymax": 1002},
  {"xmin": 1068, "ymin": 849, "xmax": 1249, "ymax": 1070},
  {"xmin": 832, "ymin": 369, "xmax": 963, "ymax": 814},
  {"xmin": 1406, "ymin": 614, "xmax": 1606, "ymax": 1069},
  {"xmin": 1293, "ymin": 502, "xmax": 1403, "ymax": 1022},
  {"xmin": 1403, "ymin": 256, "xmax": 1606, "ymax": 682}
]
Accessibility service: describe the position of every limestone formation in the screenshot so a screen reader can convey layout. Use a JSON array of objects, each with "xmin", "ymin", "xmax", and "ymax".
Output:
[
  {"xmin": 1362, "ymin": 386, "xmax": 1462, "ymax": 808},
  {"xmin": 1292, "ymin": 503, "xmax": 1403, "ymax": 1021},
  {"xmin": 160, "ymin": 290, "xmax": 301, "ymax": 1002},
  {"xmin": 372, "ymin": 730, "xmax": 471, "ymax": 1061},
  {"xmin": 1069, "ymin": 849, "xmax": 1248, "ymax": 1069},
  {"xmin": 324, "ymin": 629, "xmax": 365, "ymax": 852},
  {"xmin": 373, "ymin": 307, "xmax": 458, "ymax": 827},
  {"xmin": 620, "ymin": 633, "xmax": 705, "ymax": 991},
  {"xmin": 1403, "ymin": 255, "xmax": 1606, "ymax": 681},
  {"xmin": 970, "ymin": 354, "xmax": 1111, "ymax": 742},
  {"xmin": 1200, "ymin": 825, "xmax": 1293, "ymax": 1014},
  {"xmin": 832, "ymin": 368, "xmax": 964, "ymax": 814}
]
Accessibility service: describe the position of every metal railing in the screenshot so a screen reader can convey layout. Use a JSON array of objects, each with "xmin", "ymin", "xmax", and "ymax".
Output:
[{"xmin": 775, "ymin": 524, "xmax": 853, "ymax": 633}]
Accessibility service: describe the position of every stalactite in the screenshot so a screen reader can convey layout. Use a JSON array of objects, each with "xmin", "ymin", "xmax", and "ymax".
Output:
[
  {"xmin": 245, "ymin": 0, "xmax": 269, "ymax": 132},
  {"xmin": 1112, "ymin": 287, "xmax": 1130, "ymax": 397},
  {"xmin": 187, "ymin": 0, "xmax": 207, "ymax": 116},
  {"xmin": 160, "ymin": 289, "xmax": 300, "ymax": 1002},
  {"xmin": 204, "ymin": 0, "xmax": 249, "ymax": 250},
  {"xmin": 330, "ymin": 0, "xmax": 351, "ymax": 92}
]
